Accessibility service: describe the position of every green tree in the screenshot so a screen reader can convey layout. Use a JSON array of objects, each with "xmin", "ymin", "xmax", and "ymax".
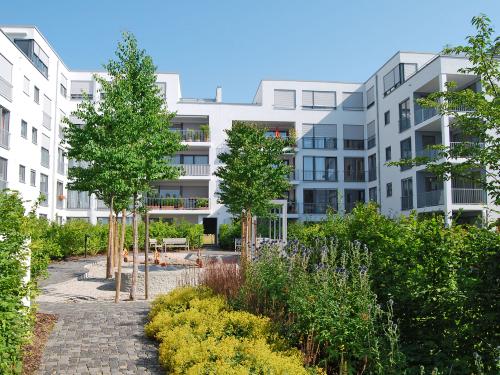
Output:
[
  {"xmin": 391, "ymin": 14, "xmax": 500, "ymax": 205},
  {"xmin": 214, "ymin": 122, "xmax": 293, "ymax": 261}
]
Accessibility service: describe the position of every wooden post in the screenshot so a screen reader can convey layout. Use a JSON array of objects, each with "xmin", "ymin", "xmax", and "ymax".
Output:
[
  {"xmin": 144, "ymin": 212, "xmax": 150, "ymax": 300},
  {"xmin": 106, "ymin": 197, "xmax": 114, "ymax": 279},
  {"xmin": 130, "ymin": 193, "xmax": 139, "ymax": 300},
  {"xmin": 115, "ymin": 209, "xmax": 126, "ymax": 303}
]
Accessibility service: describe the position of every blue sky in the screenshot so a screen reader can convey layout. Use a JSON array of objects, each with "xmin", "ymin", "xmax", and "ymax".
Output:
[{"xmin": 1, "ymin": 0, "xmax": 498, "ymax": 102}]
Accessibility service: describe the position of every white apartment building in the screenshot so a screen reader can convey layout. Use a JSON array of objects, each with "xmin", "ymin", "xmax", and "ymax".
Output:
[{"xmin": 0, "ymin": 26, "xmax": 497, "ymax": 238}]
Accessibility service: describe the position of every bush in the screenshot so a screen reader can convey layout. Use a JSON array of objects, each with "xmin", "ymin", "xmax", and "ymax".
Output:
[
  {"xmin": 218, "ymin": 221, "xmax": 241, "ymax": 250},
  {"xmin": 56, "ymin": 220, "xmax": 108, "ymax": 258},
  {"xmin": 146, "ymin": 287, "xmax": 318, "ymax": 374}
]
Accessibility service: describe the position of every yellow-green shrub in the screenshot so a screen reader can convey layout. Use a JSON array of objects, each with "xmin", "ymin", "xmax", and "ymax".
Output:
[{"xmin": 146, "ymin": 286, "xmax": 318, "ymax": 374}]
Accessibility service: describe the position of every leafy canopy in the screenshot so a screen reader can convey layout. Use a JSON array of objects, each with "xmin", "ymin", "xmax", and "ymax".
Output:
[{"xmin": 215, "ymin": 122, "xmax": 293, "ymax": 217}]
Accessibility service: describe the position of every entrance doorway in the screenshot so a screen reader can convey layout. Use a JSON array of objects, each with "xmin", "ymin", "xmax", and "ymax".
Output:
[{"xmin": 203, "ymin": 218, "xmax": 218, "ymax": 245}]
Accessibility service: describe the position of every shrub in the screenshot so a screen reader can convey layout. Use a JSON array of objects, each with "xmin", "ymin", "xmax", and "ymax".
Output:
[
  {"xmin": 146, "ymin": 286, "xmax": 317, "ymax": 374},
  {"xmin": 218, "ymin": 221, "xmax": 241, "ymax": 250},
  {"xmin": 199, "ymin": 260, "xmax": 243, "ymax": 301},
  {"xmin": 56, "ymin": 220, "xmax": 108, "ymax": 258}
]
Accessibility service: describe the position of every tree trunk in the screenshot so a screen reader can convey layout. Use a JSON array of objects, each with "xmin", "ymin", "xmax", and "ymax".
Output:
[
  {"xmin": 115, "ymin": 209, "xmax": 126, "ymax": 303},
  {"xmin": 130, "ymin": 193, "xmax": 139, "ymax": 300},
  {"xmin": 247, "ymin": 210, "xmax": 252, "ymax": 262},
  {"xmin": 144, "ymin": 212, "xmax": 150, "ymax": 300},
  {"xmin": 113, "ymin": 213, "xmax": 119, "ymax": 271},
  {"xmin": 106, "ymin": 197, "xmax": 115, "ymax": 279},
  {"xmin": 241, "ymin": 211, "xmax": 247, "ymax": 267}
]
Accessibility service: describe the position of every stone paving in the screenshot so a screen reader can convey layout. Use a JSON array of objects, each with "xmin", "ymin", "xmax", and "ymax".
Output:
[{"xmin": 38, "ymin": 301, "xmax": 162, "ymax": 375}]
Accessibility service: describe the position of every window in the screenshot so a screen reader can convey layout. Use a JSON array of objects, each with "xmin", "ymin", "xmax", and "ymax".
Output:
[
  {"xmin": 60, "ymin": 74, "xmax": 67, "ymax": 98},
  {"xmin": 345, "ymin": 189, "xmax": 365, "ymax": 213},
  {"xmin": 67, "ymin": 190, "xmax": 90, "ymax": 209},
  {"xmin": 274, "ymin": 89, "xmax": 296, "ymax": 109},
  {"xmin": 366, "ymin": 86, "xmax": 375, "ymax": 109},
  {"xmin": 56, "ymin": 181, "xmax": 64, "ymax": 209},
  {"xmin": 0, "ymin": 53, "xmax": 13, "ymax": 101},
  {"xmin": 156, "ymin": 82, "xmax": 167, "ymax": 98},
  {"xmin": 21, "ymin": 120, "xmax": 28, "ymax": 139},
  {"xmin": 367, "ymin": 121, "xmax": 376, "ymax": 149},
  {"xmin": 23, "ymin": 76, "xmax": 30, "ymax": 95},
  {"xmin": 384, "ymin": 110, "xmax": 390, "ymax": 125},
  {"xmin": 401, "ymin": 178, "xmax": 413, "ymax": 210},
  {"xmin": 303, "ymin": 156, "xmax": 337, "ymax": 181},
  {"xmin": 400, "ymin": 137, "xmax": 412, "ymax": 171},
  {"xmin": 385, "ymin": 146, "xmax": 392, "ymax": 161},
  {"xmin": 342, "ymin": 92, "xmax": 363, "ymax": 111},
  {"xmin": 19, "ymin": 165, "xmax": 26, "ymax": 183},
  {"xmin": 41, "ymin": 147, "xmax": 50, "ymax": 167},
  {"xmin": 71, "ymin": 81, "xmax": 94, "ymax": 100},
  {"xmin": 40, "ymin": 173, "xmax": 49, "ymax": 207},
  {"xmin": 344, "ymin": 157, "xmax": 365, "ymax": 182},
  {"xmin": 30, "ymin": 169, "xmax": 36, "ymax": 186},
  {"xmin": 343, "ymin": 124, "xmax": 364, "ymax": 150},
  {"xmin": 14, "ymin": 39, "xmax": 49, "ymax": 78},
  {"xmin": 383, "ymin": 63, "xmax": 417, "ymax": 96},
  {"xmin": 32, "ymin": 127, "xmax": 38, "ymax": 144},
  {"xmin": 386, "ymin": 182, "xmax": 392, "ymax": 197},
  {"xmin": 399, "ymin": 98, "xmax": 411, "ymax": 132},
  {"xmin": 369, "ymin": 187, "xmax": 377, "ymax": 202},
  {"xmin": 0, "ymin": 105, "xmax": 10, "ymax": 149},
  {"xmin": 302, "ymin": 90, "xmax": 336, "ymax": 109},
  {"xmin": 42, "ymin": 95, "xmax": 52, "ymax": 129},
  {"xmin": 303, "ymin": 189, "xmax": 338, "ymax": 214},
  {"xmin": 0, "ymin": 157, "xmax": 7, "ymax": 189},
  {"xmin": 302, "ymin": 124, "xmax": 337, "ymax": 149},
  {"xmin": 368, "ymin": 154, "xmax": 377, "ymax": 181},
  {"xmin": 57, "ymin": 148, "xmax": 65, "ymax": 174},
  {"xmin": 34, "ymin": 86, "xmax": 40, "ymax": 103}
]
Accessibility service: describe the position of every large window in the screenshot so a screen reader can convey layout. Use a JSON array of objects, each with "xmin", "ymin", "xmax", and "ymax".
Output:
[
  {"xmin": 399, "ymin": 98, "xmax": 411, "ymax": 132},
  {"xmin": 401, "ymin": 178, "xmax": 413, "ymax": 210},
  {"xmin": 14, "ymin": 39, "xmax": 49, "ymax": 78},
  {"xmin": 302, "ymin": 90, "xmax": 336, "ymax": 109},
  {"xmin": 67, "ymin": 190, "xmax": 90, "ymax": 209},
  {"xmin": 58, "ymin": 148, "xmax": 65, "ymax": 174},
  {"xmin": 343, "ymin": 124, "xmax": 364, "ymax": 150},
  {"xmin": 41, "ymin": 147, "xmax": 50, "ymax": 168},
  {"xmin": 40, "ymin": 173, "xmax": 49, "ymax": 207},
  {"xmin": 383, "ymin": 63, "xmax": 417, "ymax": 96},
  {"xmin": 368, "ymin": 154, "xmax": 377, "ymax": 181},
  {"xmin": 303, "ymin": 156, "xmax": 337, "ymax": 181},
  {"xmin": 0, "ymin": 157, "xmax": 7, "ymax": 189},
  {"xmin": 56, "ymin": 181, "xmax": 64, "ymax": 209},
  {"xmin": 19, "ymin": 165, "xmax": 25, "ymax": 183},
  {"xmin": 342, "ymin": 92, "xmax": 363, "ymax": 111},
  {"xmin": 367, "ymin": 121, "xmax": 376, "ymax": 149},
  {"xmin": 366, "ymin": 86, "xmax": 375, "ymax": 109},
  {"xmin": 344, "ymin": 157, "xmax": 365, "ymax": 182},
  {"xmin": 400, "ymin": 137, "xmax": 412, "ymax": 171},
  {"xmin": 369, "ymin": 187, "xmax": 377, "ymax": 202},
  {"xmin": 71, "ymin": 81, "xmax": 94, "ymax": 100},
  {"xmin": 302, "ymin": 124, "xmax": 337, "ymax": 149},
  {"xmin": 303, "ymin": 189, "xmax": 338, "ymax": 214},
  {"xmin": 345, "ymin": 189, "xmax": 365, "ymax": 213},
  {"xmin": 274, "ymin": 89, "xmax": 296, "ymax": 109}
]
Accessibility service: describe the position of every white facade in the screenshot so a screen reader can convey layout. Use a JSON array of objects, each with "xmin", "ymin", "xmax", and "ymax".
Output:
[{"xmin": 0, "ymin": 26, "xmax": 497, "ymax": 234}]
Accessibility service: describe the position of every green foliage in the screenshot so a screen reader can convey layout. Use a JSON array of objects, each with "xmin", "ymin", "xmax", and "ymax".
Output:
[
  {"xmin": 146, "ymin": 287, "xmax": 319, "ymax": 374},
  {"xmin": 215, "ymin": 122, "xmax": 293, "ymax": 218},
  {"xmin": 390, "ymin": 14, "xmax": 500, "ymax": 205},
  {"xmin": 288, "ymin": 203, "xmax": 500, "ymax": 374},
  {"xmin": 218, "ymin": 221, "xmax": 241, "ymax": 250},
  {"xmin": 56, "ymin": 220, "xmax": 108, "ymax": 258}
]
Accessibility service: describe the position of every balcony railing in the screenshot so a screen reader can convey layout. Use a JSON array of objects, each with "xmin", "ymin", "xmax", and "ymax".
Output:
[
  {"xmin": 417, "ymin": 190, "xmax": 444, "ymax": 208},
  {"xmin": 302, "ymin": 137, "xmax": 337, "ymax": 150},
  {"xmin": 303, "ymin": 202, "xmax": 338, "ymax": 214},
  {"xmin": 303, "ymin": 170, "xmax": 338, "ymax": 182},
  {"xmin": 452, "ymin": 188, "xmax": 486, "ymax": 205},
  {"xmin": 0, "ymin": 76, "xmax": 13, "ymax": 101},
  {"xmin": 172, "ymin": 129, "xmax": 209, "ymax": 142},
  {"xmin": 450, "ymin": 105, "xmax": 474, "ymax": 113},
  {"xmin": 344, "ymin": 170, "xmax": 366, "ymax": 182},
  {"xmin": 42, "ymin": 112, "xmax": 51, "ymax": 130},
  {"xmin": 144, "ymin": 197, "xmax": 209, "ymax": 210},
  {"xmin": 416, "ymin": 148, "xmax": 440, "ymax": 159},
  {"xmin": 67, "ymin": 198, "xmax": 90, "ymax": 209},
  {"xmin": 414, "ymin": 106, "xmax": 437, "ymax": 125},
  {"xmin": 401, "ymin": 196, "xmax": 413, "ymax": 210},
  {"xmin": 344, "ymin": 139, "xmax": 365, "ymax": 150},
  {"xmin": 449, "ymin": 142, "xmax": 485, "ymax": 150},
  {"xmin": 174, "ymin": 164, "xmax": 210, "ymax": 176},
  {"xmin": 0, "ymin": 129, "xmax": 10, "ymax": 149}
]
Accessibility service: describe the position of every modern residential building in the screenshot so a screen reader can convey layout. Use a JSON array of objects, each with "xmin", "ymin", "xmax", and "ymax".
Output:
[{"xmin": 0, "ymin": 26, "xmax": 497, "ymax": 239}]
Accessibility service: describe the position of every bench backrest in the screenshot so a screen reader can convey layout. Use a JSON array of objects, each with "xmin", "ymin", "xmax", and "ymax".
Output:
[
  {"xmin": 150, "ymin": 239, "xmax": 158, "ymax": 245},
  {"xmin": 163, "ymin": 238, "xmax": 188, "ymax": 245}
]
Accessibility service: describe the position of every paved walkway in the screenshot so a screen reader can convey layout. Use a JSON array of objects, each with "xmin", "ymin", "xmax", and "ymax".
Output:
[{"xmin": 39, "ymin": 257, "xmax": 100, "ymax": 287}]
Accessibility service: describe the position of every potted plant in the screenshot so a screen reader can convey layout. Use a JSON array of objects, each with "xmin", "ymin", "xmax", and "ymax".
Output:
[
  {"xmin": 186, "ymin": 129, "xmax": 195, "ymax": 142},
  {"xmin": 57, "ymin": 194, "xmax": 65, "ymax": 201},
  {"xmin": 199, "ymin": 124, "xmax": 209, "ymax": 141},
  {"xmin": 164, "ymin": 195, "xmax": 174, "ymax": 209},
  {"xmin": 196, "ymin": 198, "xmax": 209, "ymax": 209}
]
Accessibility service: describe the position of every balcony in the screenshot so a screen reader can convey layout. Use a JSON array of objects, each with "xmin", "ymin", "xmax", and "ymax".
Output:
[
  {"xmin": 0, "ymin": 76, "xmax": 12, "ymax": 101},
  {"xmin": 144, "ymin": 197, "xmax": 209, "ymax": 210},
  {"xmin": 303, "ymin": 202, "xmax": 338, "ymax": 214},
  {"xmin": 417, "ymin": 190, "xmax": 444, "ymax": 208},
  {"xmin": 303, "ymin": 170, "xmax": 338, "ymax": 182},
  {"xmin": 452, "ymin": 188, "xmax": 486, "ymax": 205},
  {"xmin": 344, "ymin": 170, "xmax": 366, "ymax": 182},
  {"xmin": 43, "ymin": 112, "xmax": 52, "ymax": 130},
  {"xmin": 14, "ymin": 39, "xmax": 49, "ymax": 78},
  {"xmin": 401, "ymin": 196, "xmax": 413, "ymax": 211},
  {"xmin": 449, "ymin": 142, "xmax": 485, "ymax": 150},
  {"xmin": 343, "ymin": 139, "xmax": 364, "ymax": 150},
  {"xmin": 416, "ymin": 148, "xmax": 440, "ymax": 159},
  {"xmin": 302, "ymin": 137, "xmax": 337, "ymax": 150},
  {"xmin": 414, "ymin": 105, "xmax": 437, "ymax": 125},
  {"xmin": 173, "ymin": 129, "xmax": 209, "ymax": 142},
  {"xmin": 174, "ymin": 164, "xmax": 210, "ymax": 176},
  {"xmin": 0, "ymin": 128, "xmax": 10, "ymax": 149}
]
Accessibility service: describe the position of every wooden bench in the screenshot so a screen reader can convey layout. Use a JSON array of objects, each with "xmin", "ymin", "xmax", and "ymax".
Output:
[
  {"xmin": 162, "ymin": 238, "xmax": 189, "ymax": 251},
  {"xmin": 149, "ymin": 238, "xmax": 162, "ymax": 252}
]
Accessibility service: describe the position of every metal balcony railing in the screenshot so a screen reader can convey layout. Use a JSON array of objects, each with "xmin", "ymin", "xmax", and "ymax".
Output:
[
  {"xmin": 144, "ymin": 197, "xmax": 209, "ymax": 210},
  {"xmin": 450, "ymin": 105, "xmax": 474, "ymax": 113},
  {"xmin": 414, "ymin": 106, "xmax": 437, "ymax": 125},
  {"xmin": 172, "ymin": 129, "xmax": 209, "ymax": 142},
  {"xmin": 302, "ymin": 137, "xmax": 337, "ymax": 150},
  {"xmin": 0, "ymin": 128, "xmax": 10, "ymax": 149},
  {"xmin": 174, "ymin": 164, "xmax": 210, "ymax": 176},
  {"xmin": 401, "ymin": 196, "xmax": 413, "ymax": 210},
  {"xmin": 42, "ymin": 112, "xmax": 52, "ymax": 130},
  {"xmin": 452, "ymin": 188, "xmax": 486, "ymax": 205},
  {"xmin": 303, "ymin": 170, "xmax": 338, "ymax": 182},
  {"xmin": 343, "ymin": 139, "xmax": 365, "ymax": 150},
  {"xmin": 344, "ymin": 170, "xmax": 366, "ymax": 182},
  {"xmin": 303, "ymin": 202, "xmax": 338, "ymax": 214},
  {"xmin": 417, "ymin": 190, "xmax": 444, "ymax": 208},
  {"xmin": 416, "ymin": 148, "xmax": 440, "ymax": 159},
  {"xmin": 0, "ymin": 76, "xmax": 13, "ymax": 101},
  {"xmin": 449, "ymin": 142, "xmax": 485, "ymax": 150}
]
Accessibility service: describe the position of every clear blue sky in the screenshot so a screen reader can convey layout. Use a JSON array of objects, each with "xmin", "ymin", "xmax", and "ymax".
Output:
[{"xmin": 1, "ymin": 0, "xmax": 498, "ymax": 102}]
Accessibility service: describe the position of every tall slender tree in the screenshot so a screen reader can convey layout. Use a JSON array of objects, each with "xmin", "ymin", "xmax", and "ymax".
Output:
[{"xmin": 215, "ymin": 122, "xmax": 293, "ymax": 262}]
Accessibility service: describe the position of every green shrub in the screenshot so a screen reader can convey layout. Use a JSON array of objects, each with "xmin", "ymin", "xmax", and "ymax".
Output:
[
  {"xmin": 218, "ymin": 221, "xmax": 241, "ymax": 250},
  {"xmin": 146, "ymin": 287, "xmax": 318, "ymax": 374},
  {"xmin": 56, "ymin": 220, "xmax": 108, "ymax": 258}
]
